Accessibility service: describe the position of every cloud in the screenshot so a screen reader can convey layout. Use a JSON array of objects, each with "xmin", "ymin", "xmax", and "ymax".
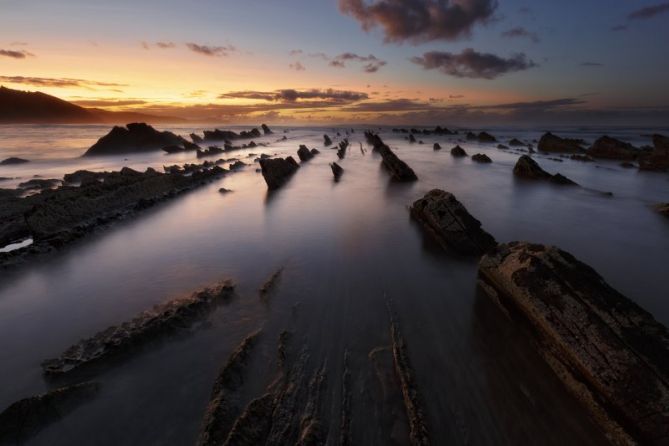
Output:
[
  {"xmin": 186, "ymin": 43, "xmax": 236, "ymax": 57},
  {"xmin": 289, "ymin": 61, "xmax": 306, "ymax": 71},
  {"xmin": 0, "ymin": 76, "xmax": 127, "ymax": 89},
  {"xmin": 289, "ymin": 49, "xmax": 303, "ymax": 56},
  {"xmin": 580, "ymin": 61, "xmax": 603, "ymax": 67},
  {"xmin": 501, "ymin": 26, "xmax": 539, "ymax": 43},
  {"xmin": 341, "ymin": 98, "xmax": 434, "ymax": 112},
  {"xmin": 0, "ymin": 49, "xmax": 35, "ymax": 59},
  {"xmin": 155, "ymin": 41, "xmax": 175, "ymax": 49},
  {"xmin": 219, "ymin": 88, "xmax": 369, "ymax": 103},
  {"xmin": 411, "ymin": 49, "xmax": 536, "ymax": 79},
  {"xmin": 338, "ymin": 0, "xmax": 498, "ymax": 43},
  {"xmin": 71, "ymin": 99, "xmax": 148, "ymax": 107},
  {"xmin": 449, "ymin": 94, "xmax": 465, "ymax": 99},
  {"xmin": 628, "ymin": 2, "xmax": 669, "ymax": 20},
  {"xmin": 329, "ymin": 53, "xmax": 387, "ymax": 72}
]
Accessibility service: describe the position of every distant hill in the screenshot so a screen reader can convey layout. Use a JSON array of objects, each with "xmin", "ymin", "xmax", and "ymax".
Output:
[{"xmin": 0, "ymin": 86, "xmax": 185, "ymax": 124}]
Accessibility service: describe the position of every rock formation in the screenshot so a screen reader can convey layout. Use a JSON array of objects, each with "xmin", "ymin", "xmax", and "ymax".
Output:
[
  {"xmin": 450, "ymin": 145, "xmax": 467, "ymax": 157},
  {"xmin": 654, "ymin": 203, "xmax": 669, "ymax": 217},
  {"xmin": 509, "ymin": 138, "xmax": 525, "ymax": 146},
  {"xmin": 337, "ymin": 140, "xmax": 349, "ymax": 159},
  {"xmin": 513, "ymin": 155, "xmax": 577, "ymax": 185},
  {"xmin": 261, "ymin": 124, "xmax": 272, "ymax": 135},
  {"xmin": 323, "ymin": 134, "xmax": 332, "ymax": 147},
  {"xmin": 203, "ymin": 128, "xmax": 261, "ymax": 141},
  {"xmin": 0, "ymin": 157, "xmax": 29, "ymax": 165},
  {"xmin": 83, "ymin": 123, "xmax": 186, "ymax": 156},
  {"xmin": 42, "ymin": 281, "xmax": 235, "ymax": 376},
  {"xmin": 538, "ymin": 132, "xmax": 584, "ymax": 153},
  {"xmin": 587, "ymin": 136, "xmax": 637, "ymax": 160},
  {"xmin": 477, "ymin": 132, "xmax": 497, "ymax": 143},
  {"xmin": 472, "ymin": 153, "xmax": 492, "ymax": 163},
  {"xmin": 190, "ymin": 133, "xmax": 204, "ymax": 144},
  {"xmin": 410, "ymin": 189, "xmax": 497, "ymax": 255},
  {"xmin": 478, "ymin": 242, "xmax": 669, "ymax": 445},
  {"xmin": 364, "ymin": 132, "xmax": 417, "ymax": 182},
  {"xmin": 259, "ymin": 157, "xmax": 299, "ymax": 190},
  {"xmin": 639, "ymin": 134, "xmax": 669, "ymax": 171},
  {"xmin": 331, "ymin": 162, "xmax": 344, "ymax": 181},
  {"xmin": 297, "ymin": 145, "xmax": 314, "ymax": 162},
  {"xmin": 433, "ymin": 143, "xmax": 441, "ymax": 151}
]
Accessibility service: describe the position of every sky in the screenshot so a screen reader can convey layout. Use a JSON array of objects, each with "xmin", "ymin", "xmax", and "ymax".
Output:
[{"xmin": 1, "ymin": 0, "xmax": 668, "ymax": 125}]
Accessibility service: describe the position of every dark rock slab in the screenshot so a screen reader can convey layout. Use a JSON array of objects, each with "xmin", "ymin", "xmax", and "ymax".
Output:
[
  {"xmin": 259, "ymin": 157, "xmax": 299, "ymax": 190},
  {"xmin": 513, "ymin": 155, "xmax": 577, "ymax": 185},
  {"xmin": 0, "ymin": 157, "xmax": 29, "ymax": 165},
  {"xmin": 450, "ymin": 145, "xmax": 467, "ymax": 157},
  {"xmin": 639, "ymin": 134, "xmax": 669, "ymax": 171},
  {"xmin": 365, "ymin": 132, "xmax": 417, "ymax": 181},
  {"xmin": 331, "ymin": 162, "xmax": 343, "ymax": 181},
  {"xmin": 477, "ymin": 131, "xmax": 497, "ymax": 143},
  {"xmin": 433, "ymin": 143, "xmax": 441, "ymax": 151},
  {"xmin": 410, "ymin": 189, "xmax": 496, "ymax": 256},
  {"xmin": 472, "ymin": 153, "xmax": 492, "ymax": 163},
  {"xmin": 259, "ymin": 268, "xmax": 283, "ymax": 299},
  {"xmin": 261, "ymin": 124, "xmax": 272, "ymax": 135},
  {"xmin": 409, "ymin": 134, "xmax": 416, "ymax": 143},
  {"xmin": 570, "ymin": 154, "xmax": 594, "ymax": 162},
  {"xmin": 654, "ymin": 203, "xmax": 669, "ymax": 217},
  {"xmin": 0, "ymin": 382, "xmax": 100, "ymax": 444},
  {"xmin": 84, "ymin": 123, "xmax": 185, "ymax": 156},
  {"xmin": 197, "ymin": 146, "xmax": 225, "ymax": 158},
  {"xmin": 478, "ymin": 242, "xmax": 669, "ymax": 445},
  {"xmin": 538, "ymin": 132, "xmax": 584, "ymax": 153},
  {"xmin": 18, "ymin": 178, "xmax": 61, "ymax": 190},
  {"xmin": 191, "ymin": 133, "xmax": 204, "ymax": 144},
  {"xmin": 509, "ymin": 138, "xmax": 525, "ymax": 147},
  {"xmin": 323, "ymin": 134, "xmax": 332, "ymax": 147},
  {"xmin": 587, "ymin": 136, "xmax": 637, "ymax": 160},
  {"xmin": 41, "ymin": 281, "xmax": 235, "ymax": 376},
  {"xmin": 203, "ymin": 128, "xmax": 261, "ymax": 141},
  {"xmin": 337, "ymin": 139, "xmax": 349, "ymax": 159},
  {"xmin": 297, "ymin": 145, "xmax": 314, "ymax": 162}
]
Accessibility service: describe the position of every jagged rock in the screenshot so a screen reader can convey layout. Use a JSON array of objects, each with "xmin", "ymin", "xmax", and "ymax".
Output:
[
  {"xmin": 197, "ymin": 146, "xmax": 225, "ymax": 158},
  {"xmin": 433, "ymin": 143, "xmax": 441, "ymax": 151},
  {"xmin": 509, "ymin": 138, "xmax": 525, "ymax": 146},
  {"xmin": 259, "ymin": 157, "xmax": 299, "ymax": 190},
  {"xmin": 639, "ymin": 134, "xmax": 669, "ymax": 171},
  {"xmin": 497, "ymin": 144, "xmax": 509, "ymax": 150},
  {"xmin": 466, "ymin": 131, "xmax": 477, "ymax": 140},
  {"xmin": 587, "ymin": 136, "xmax": 637, "ymax": 160},
  {"xmin": 18, "ymin": 178, "xmax": 61, "ymax": 190},
  {"xmin": 330, "ymin": 162, "xmax": 343, "ymax": 181},
  {"xmin": 654, "ymin": 203, "xmax": 669, "ymax": 217},
  {"xmin": 162, "ymin": 144, "xmax": 185, "ymax": 154},
  {"xmin": 364, "ymin": 132, "xmax": 417, "ymax": 182},
  {"xmin": 477, "ymin": 131, "xmax": 496, "ymax": 143},
  {"xmin": 337, "ymin": 139, "xmax": 349, "ymax": 159},
  {"xmin": 450, "ymin": 145, "xmax": 467, "ymax": 157},
  {"xmin": 297, "ymin": 145, "xmax": 314, "ymax": 162},
  {"xmin": 478, "ymin": 242, "xmax": 669, "ymax": 445},
  {"xmin": 191, "ymin": 133, "xmax": 204, "ymax": 144},
  {"xmin": 0, "ymin": 382, "xmax": 100, "ymax": 444},
  {"xmin": 323, "ymin": 134, "xmax": 332, "ymax": 147},
  {"xmin": 538, "ymin": 132, "xmax": 584, "ymax": 153},
  {"xmin": 229, "ymin": 161, "xmax": 246, "ymax": 170},
  {"xmin": 310, "ymin": 149, "xmax": 319, "ymax": 156},
  {"xmin": 0, "ymin": 157, "xmax": 29, "ymax": 165},
  {"xmin": 42, "ymin": 281, "xmax": 235, "ymax": 376},
  {"xmin": 410, "ymin": 189, "xmax": 497, "ymax": 255},
  {"xmin": 472, "ymin": 153, "xmax": 492, "ymax": 163},
  {"xmin": 408, "ymin": 134, "xmax": 416, "ymax": 143},
  {"xmin": 513, "ymin": 155, "xmax": 576, "ymax": 185},
  {"xmin": 259, "ymin": 268, "xmax": 283, "ymax": 298},
  {"xmin": 84, "ymin": 123, "xmax": 185, "ymax": 156},
  {"xmin": 203, "ymin": 128, "xmax": 261, "ymax": 141},
  {"xmin": 197, "ymin": 330, "xmax": 262, "ymax": 446},
  {"xmin": 433, "ymin": 126, "xmax": 455, "ymax": 135},
  {"xmin": 261, "ymin": 124, "xmax": 272, "ymax": 135},
  {"xmin": 570, "ymin": 154, "xmax": 594, "ymax": 162},
  {"xmin": 183, "ymin": 140, "xmax": 200, "ymax": 151}
]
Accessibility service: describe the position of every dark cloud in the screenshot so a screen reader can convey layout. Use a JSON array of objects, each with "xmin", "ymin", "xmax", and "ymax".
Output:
[
  {"xmin": 329, "ymin": 53, "xmax": 387, "ymax": 72},
  {"xmin": 186, "ymin": 43, "xmax": 236, "ymax": 57},
  {"xmin": 0, "ymin": 76, "xmax": 127, "ymax": 89},
  {"xmin": 449, "ymin": 94, "xmax": 465, "ymax": 99},
  {"xmin": 501, "ymin": 26, "xmax": 539, "ymax": 43},
  {"xmin": 155, "ymin": 41, "xmax": 176, "ymax": 49},
  {"xmin": 341, "ymin": 98, "xmax": 434, "ymax": 112},
  {"xmin": 473, "ymin": 98, "xmax": 586, "ymax": 111},
  {"xmin": 0, "ymin": 49, "xmax": 34, "ymax": 59},
  {"xmin": 289, "ymin": 49, "xmax": 303, "ymax": 56},
  {"xmin": 610, "ymin": 24, "xmax": 627, "ymax": 31},
  {"xmin": 289, "ymin": 61, "xmax": 306, "ymax": 71},
  {"xmin": 338, "ymin": 0, "xmax": 498, "ymax": 43},
  {"xmin": 71, "ymin": 99, "xmax": 147, "ymax": 107},
  {"xmin": 219, "ymin": 88, "xmax": 369, "ymax": 103},
  {"xmin": 580, "ymin": 62, "xmax": 603, "ymax": 67},
  {"xmin": 628, "ymin": 2, "xmax": 669, "ymax": 20},
  {"xmin": 411, "ymin": 49, "xmax": 536, "ymax": 79}
]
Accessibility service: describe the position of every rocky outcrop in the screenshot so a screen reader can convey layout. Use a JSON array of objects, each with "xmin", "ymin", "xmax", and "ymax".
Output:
[
  {"xmin": 409, "ymin": 134, "xmax": 417, "ymax": 143},
  {"xmin": 0, "ymin": 382, "xmax": 100, "ymax": 444},
  {"xmin": 513, "ymin": 155, "xmax": 577, "ymax": 185},
  {"xmin": 654, "ymin": 203, "xmax": 669, "ymax": 217},
  {"xmin": 365, "ymin": 132, "xmax": 418, "ymax": 182},
  {"xmin": 297, "ymin": 145, "xmax": 314, "ymax": 162},
  {"xmin": 337, "ymin": 139, "xmax": 349, "ymax": 159},
  {"xmin": 261, "ymin": 124, "xmax": 272, "ymax": 135},
  {"xmin": 477, "ymin": 131, "xmax": 496, "ymax": 143},
  {"xmin": 259, "ymin": 157, "xmax": 299, "ymax": 190},
  {"xmin": 42, "ymin": 281, "xmax": 235, "ymax": 376},
  {"xmin": 203, "ymin": 128, "xmax": 261, "ymax": 142},
  {"xmin": 478, "ymin": 242, "xmax": 669, "ymax": 445},
  {"xmin": 587, "ymin": 136, "xmax": 637, "ymax": 160},
  {"xmin": 509, "ymin": 138, "xmax": 525, "ymax": 147},
  {"xmin": 323, "ymin": 134, "xmax": 332, "ymax": 147},
  {"xmin": 259, "ymin": 268, "xmax": 283, "ymax": 299},
  {"xmin": 0, "ymin": 157, "xmax": 29, "ymax": 165},
  {"xmin": 570, "ymin": 154, "xmax": 594, "ymax": 162},
  {"xmin": 433, "ymin": 143, "xmax": 441, "ymax": 151},
  {"xmin": 0, "ymin": 165, "xmax": 226, "ymax": 268},
  {"xmin": 410, "ymin": 189, "xmax": 497, "ymax": 255},
  {"xmin": 191, "ymin": 133, "xmax": 204, "ymax": 144},
  {"xmin": 538, "ymin": 132, "xmax": 584, "ymax": 153},
  {"xmin": 197, "ymin": 146, "xmax": 225, "ymax": 158},
  {"xmin": 639, "ymin": 134, "xmax": 669, "ymax": 171},
  {"xmin": 450, "ymin": 145, "xmax": 467, "ymax": 157},
  {"xmin": 472, "ymin": 153, "xmax": 492, "ymax": 163},
  {"xmin": 331, "ymin": 162, "xmax": 344, "ymax": 181},
  {"xmin": 84, "ymin": 123, "xmax": 185, "ymax": 156},
  {"xmin": 18, "ymin": 178, "xmax": 61, "ymax": 191}
]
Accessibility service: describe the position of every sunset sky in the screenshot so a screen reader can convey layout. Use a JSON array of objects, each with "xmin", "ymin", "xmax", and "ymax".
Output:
[{"xmin": 1, "ymin": 0, "xmax": 668, "ymax": 125}]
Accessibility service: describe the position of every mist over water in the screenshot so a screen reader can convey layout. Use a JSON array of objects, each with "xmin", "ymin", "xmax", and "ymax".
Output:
[{"xmin": 1, "ymin": 124, "xmax": 668, "ymax": 445}]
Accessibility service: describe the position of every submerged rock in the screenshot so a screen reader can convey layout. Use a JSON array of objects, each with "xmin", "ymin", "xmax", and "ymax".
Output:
[
  {"xmin": 410, "ymin": 189, "xmax": 497, "ymax": 256},
  {"xmin": 323, "ymin": 134, "xmax": 332, "ymax": 147},
  {"xmin": 259, "ymin": 157, "xmax": 299, "ymax": 190},
  {"xmin": 472, "ymin": 153, "xmax": 492, "ymax": 163},
  {"xmin": 508, "ymin": 138, "xmax": 525, "ymax": 147},
  {"xmin": 261, "ymin": 124, "xmax": 272, "ymax": 135},
  {"xmin": 84, "ymin": 123, "xmax": 185, "ymax": 156},
  {"xmin": 497, "ymin": 144, "xmax": 509, "ymax": 150},
  {"xmin": 330, "ymin": 162, "xmax": 344, "ymax": 181},
  {"xmin": 570, "ymin": 154, "xmax": 594, "ymax": 162},
  {"xmin": 190, "ymin": 133, "xmax": 204, "ymax": 144},
  {"xmin": 42, "ymin": 280, "xmax": 235, "ymax": 376},
  {"xmin": 513, "ymin": 155, "xmax": 577, "ymax": 185},
  {"xmin": 0, "ymin": 157, "xmax": 29, "ymax": 165},
  {"xmin": 365, "ymin": 132, "xmax": 417, "ymax": 182},
  {"xmin": 477, "ymin": 131, "xmax": 497, "ymax": 143},
  {"xmin": 538, "ymin": 132, "xmax": 584, "ymax": 153},
  {"xmin": 259, "ymin": 268, "xmax": 283, "ymax": 299},
  {"xmin": 197, "ymin": 146, "xmax": 225, "ymax": 158},
  {"xmin": 433, "ymin": 143, "xmax": 441, "ymax": 151},
  {"xmin": 203, "ymin": 127, "xmax": 261, "ymax": 141},
  {"xmin": 297, "ymin": 145, "xmax": 314, "ymax": 162},
  {"xmin": 337, "ymin": 139, "xmax": 349, "ymax": 160},
  {"xmin": 0, "ymin": 382, "xmax": 100, "ymax": 444},
  {"xmin": 639, "ymin": 134, "xmax": 669, "ymax": 171},
  {"xmin": 478, "ymin": 242, "xmax": 669, "ymax": 445},
  {"xmin": 587, "ymin": 135, "xmax": 637, "ymax": 160},
  {"xmin": 654, "ymin": 203, "xmax": 669, "ymax": 217},
  {"xmin": 408, "ymin": 134, "xmax": 416, "ymax": 143},
  {"xmin": 450, "ymin": 145, "xmax": 467, "ymax": 157}
]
